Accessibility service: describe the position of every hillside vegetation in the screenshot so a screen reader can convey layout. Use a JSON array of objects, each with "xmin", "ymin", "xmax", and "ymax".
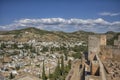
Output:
[{"xmin": 0, "ymin": 27, "xmax": 119, "ymax": 44}]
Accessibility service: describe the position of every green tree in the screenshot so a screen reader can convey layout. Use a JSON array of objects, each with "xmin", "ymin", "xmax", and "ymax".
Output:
[
  {"xmin": 72, "ymin": 52, "xmax": 81, "ymax": 59},
  {"xmin": 49, "ymin": 68, "xmax": 50, "ymax": 78},
  {"xmin": 9, "ymin": 72, "xmax": 14, "ymax": 79},
  {"xmin": 72, "ymin": 45, "xmax": 80, "ymax": 52},
  {"xmin": 51, "ymin": 58, "xmax": 71, "ymax": 80},
  {"xmin": 61, "ymin": 56, "xmax": 64, "ymax": 75},
  {"xmin": 41, "ymin": 46, "xmax": 49, "ymax": 53},
  {"xmin": 42, "ymin": 61, "xmax": 47, "ymax": 80},
  {"xmin": 64, "ymin": 50, "xmax": 68, "ymax": 61},
  {"xmin": 15, "ymin": 64, "xmax": 20, "ymax": 70},
  {"xmin": 54, "ymin": 59, "xmax": 61, "ymax": 79},
  {"xmin": 68, "ymin": 60, "xmax": 72, "ymax": 69},
  {"xmin": 13, "ymin": 43, "xmax": 18, "ymax": 49},
  {"xmin": 1, "ymin": 43, "xmax": 6, "ymax": 49}
]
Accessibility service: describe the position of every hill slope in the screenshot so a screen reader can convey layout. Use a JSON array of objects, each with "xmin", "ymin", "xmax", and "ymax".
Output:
[{"xmin": 0, "ymin": 27, "xmax": 119, "ymax": 43}]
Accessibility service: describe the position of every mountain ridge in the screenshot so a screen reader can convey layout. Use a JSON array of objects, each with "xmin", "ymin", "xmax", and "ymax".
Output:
[{"xmin": 0, "ymin": 27, "xmax": 119, "ymax": 44}]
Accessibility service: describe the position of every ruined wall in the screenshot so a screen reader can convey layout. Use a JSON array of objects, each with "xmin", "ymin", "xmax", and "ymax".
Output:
[
  {"xmin": 100, "ymin": 46, "xmax": 120, "ymax": 60},
  {"xmin": 111, "ymin": 47, "xmax": 120, "ymax": 61},
  {"xmin": 100, "ymin": 46, "xmax": 113, "ymax": 59}
]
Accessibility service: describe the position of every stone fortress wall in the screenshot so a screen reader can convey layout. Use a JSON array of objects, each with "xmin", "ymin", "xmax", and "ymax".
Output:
[
  {"xmin": 100, "ymin": 35, "xmax": 120, "ymax": 60},
  {"xmin": 88, "ymin": 34, "xmax": 120, "ymax": 61},
  {"xmin": 66, "ymin": 34, "xmax": 120, "ymax": 80},
  {"xmin": 88, "ymin": 35, "xmax": 106, "ymax": 61}
]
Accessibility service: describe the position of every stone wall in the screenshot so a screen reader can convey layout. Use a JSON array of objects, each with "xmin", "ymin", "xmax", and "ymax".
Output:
[
  {"xmin": 100, "ymin": 35, "xmax": 106, "ymax": 46},
  {"xmin": 118, "ymin": 35, "xmax": 120, "ymax": 41},
  {"xmin": 91, "ymin": 60, "xmax": 99, "ymax": 76},
  {"xmin": 100, "ymin": 46, "xmax": 120, "ymax": 60},
  {"xmin": 114, "ymin": 35, "xmax": 120, "ymax": 47},
  {"xmin": 88, "ymin": 35, "xmax": 106, "ymax": 61},
  {"xmin": 88, "ymin": 35, "xmax": 100, "ymax": 61},
  {"xmin": 100, "ymin": 46, "xmax": 113, "ymax": 59},
  {"xmin": 65, "ymin": 59, "xmax": 85, "ymax": 80}
]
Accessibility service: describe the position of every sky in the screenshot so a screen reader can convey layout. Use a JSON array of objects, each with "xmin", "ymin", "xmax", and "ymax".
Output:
[{"xmin": 0, "ymin": 0, "xmax": 120, "ymax": 33}]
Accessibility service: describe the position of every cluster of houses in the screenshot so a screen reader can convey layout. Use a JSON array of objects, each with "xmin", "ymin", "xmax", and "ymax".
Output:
[{"xmin": 0, "ymin": 39, "xmax": 86, "ymax": 80}]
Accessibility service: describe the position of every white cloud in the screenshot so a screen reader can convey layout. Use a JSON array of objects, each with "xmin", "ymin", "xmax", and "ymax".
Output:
[
  {"xmin": 99, "ymin": 12, "xmax": 120, "ymax": 16},
  {"xmin": 0, "ymin": 18, "xmax": 120, "ymax": 33}
]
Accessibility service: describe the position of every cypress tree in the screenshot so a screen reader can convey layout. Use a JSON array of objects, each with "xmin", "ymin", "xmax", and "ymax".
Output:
[
  {"xmin": 42, "ymin": 60, "xmax": 47, "ymax": 80},
  {"xmin": 9, "ymin": 72, "xmax": 14, "ymax": 79},
  {"xmin": 68, "ymin": 60, "xmax": 72, "ymax": 69},
  {"xmin": 54, "ymin": 59, "xmax": 60, "ymax": 79},
  {"xmin": 64, "ymin": 50, "xmax": 68, "ymax": 61},
  {"xmin": 57, "ymin": 59, "xmax": 61, "ymax": 75},
  {"xmin": 49, "ymin": 68, "xmax": 50, "ymax": 78},
  {"xmin": 61, "ymin": 56, "xmax": 64, "ymax": 75}
]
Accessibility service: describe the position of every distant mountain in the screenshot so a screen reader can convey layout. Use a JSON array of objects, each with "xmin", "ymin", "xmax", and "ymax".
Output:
[{"xmin": 0, "ymin": 27, "xmax": 119, "ymax": 43}]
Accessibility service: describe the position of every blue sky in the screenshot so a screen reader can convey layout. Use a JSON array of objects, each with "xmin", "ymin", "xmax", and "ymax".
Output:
[{"xmin": 0, "ymin": 0, "xmax": 120, "ymax": 33}]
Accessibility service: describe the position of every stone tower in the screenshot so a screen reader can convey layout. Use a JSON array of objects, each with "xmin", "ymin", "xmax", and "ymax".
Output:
[
  {"xmin": 88, "ymin": 35, "xmax": 106, "ymax": 61},
  {"xmin": 88, "ymin": 35, "xmax": 100, "ymax": 61},
  {"xmin": 100, "ymin": 35, "xmax": 106, "ymax": 46}
]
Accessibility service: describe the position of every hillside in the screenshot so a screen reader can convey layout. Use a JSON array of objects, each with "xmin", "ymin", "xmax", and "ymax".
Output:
[{"xmin": 0, "ymin": 27, "xmax": 119, "ymax": 43}]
